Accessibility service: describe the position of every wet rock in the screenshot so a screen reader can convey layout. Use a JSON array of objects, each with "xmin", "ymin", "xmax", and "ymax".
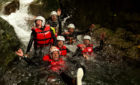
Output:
[
  {"xmin": 29, "ymin": 0, "xmax": 59, "ymax": 18},
  {"xmin": 0, "ymin": 17, "xmax": 21, "ymax": 74},
  {"xmin": 93, "ymin": 27, "xmax": 140, "ymax": 61},
  {"xmin": 2, "ymin": 0, "xmax": 19, "ymax": 15}
]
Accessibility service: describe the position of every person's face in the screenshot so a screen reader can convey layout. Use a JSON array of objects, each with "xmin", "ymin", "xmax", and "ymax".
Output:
[
  {"xmin": 83, "ymin": 39, "xmax": 90, "ymax": 46},
  {"xmin": 52, "ymin": 51, "xmax": 59, "ymax": 61},
  {"xmin": 57, "ymin": 40, "xmax": 64, "ymax": 48},
  {"xmin": 35, "ymin": 20, "xmax": 42, "ymax": 26},
  {"xmin": 68, "ymin": 28, "xmax": 74, "ymax": 33},
  {"xmin": 51, "ymin": 15, "xmax": 57, "ymax": 21}
]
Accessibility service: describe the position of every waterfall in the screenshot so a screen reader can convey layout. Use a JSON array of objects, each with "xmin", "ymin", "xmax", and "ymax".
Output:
[{"xmin": 0, "ymin": 0, "xmax": 34, "ymax": 46}]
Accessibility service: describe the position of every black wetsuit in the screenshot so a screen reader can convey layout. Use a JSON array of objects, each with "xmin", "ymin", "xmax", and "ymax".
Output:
[
  {"xmin": 46, "ymin": 16, "xmax": 62, "ymax": 35},
  {"xmin": 62, "ymin": 29, "xmax": 90, "ymax": 44}
]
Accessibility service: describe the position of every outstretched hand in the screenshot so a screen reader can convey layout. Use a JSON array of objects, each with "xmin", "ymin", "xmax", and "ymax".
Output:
[
  {"xmin": 83, "ymin": 54, "xmax": 89, "ymax": 60},
  {"xmin": 57, "ymin": 8, "xmax": 61, "ymax": 16},
  {"xmin": 100, "ymin": 32, "xmax": 106, "ymax": 40},
  {"xmin": 15, "ymin": 48, "xmax": 24, "ymax": 57},
  {"xmin": 89, "ymin": 24, "xmax": 95, "ymax": 29},
  {"xmin": 64, "ymin": 32, "xmax": 70, "ymax": 35}
]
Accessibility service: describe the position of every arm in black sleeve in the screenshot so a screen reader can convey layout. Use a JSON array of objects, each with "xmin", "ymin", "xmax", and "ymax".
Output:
[
  {"xmin": 58, "ymin": 16, "xmax": 62, "ymax": 35},
  {"xmin": 93, "ymin": 40, "xmax": 104, "ymax": 52},
  {"xmin": 72, "ymin": 47, "xmax": 83, "ymax": 57},
  {"xmin": 23, "ymin": 57, "xmax": 37, "ymax": 66},
  {"xmin": 76, "ymin": 29, "xmax": 90, "ymax": 35},
  {"xmin": 50, "ymin": 29, "xmax": 57, "ymax": 46},
  {"xmin": 66, "ymin": 48, "xmax": 71, "ymax": 53},
  {"xmin": 26, "ymin": 32, "xmax": 34, "ymax": 54}
]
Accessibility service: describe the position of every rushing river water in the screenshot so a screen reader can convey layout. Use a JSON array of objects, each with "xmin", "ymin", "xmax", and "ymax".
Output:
[
  {"xmin": 0, "ymin": 0, "xmax": 140, "ymax": 85},
  {"xmin": 1, "ymin": 0, "xmax": 34, "ymax": 46}
]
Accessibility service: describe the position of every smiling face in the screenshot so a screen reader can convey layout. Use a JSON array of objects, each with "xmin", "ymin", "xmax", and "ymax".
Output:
[
  {"xmin": 57, "ymin": 40, "xmax": 64, "ymax": 48},
  {"xmin": 83, "ymin": 39, "xmax": 90, "ymax": 46},
  {"xmin": 35, "ymin": 20, "xmax": 42, "ymax": 27},
  {"xmin": 52, "ymin": 51, "xmax": 59, "ymax": 61},
  {"xmin": 68, "ymin": 28, "xmax": 74, "ymax": 33},
  {"xmin": 51, "ymin": 15, "xmax": 57, "ymax": 22}
]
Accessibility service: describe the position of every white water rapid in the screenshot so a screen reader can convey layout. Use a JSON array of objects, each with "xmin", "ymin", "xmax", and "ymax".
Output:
[{"xmin": 0, "ymin": 0, "xmax": 34, "ymax": 46}]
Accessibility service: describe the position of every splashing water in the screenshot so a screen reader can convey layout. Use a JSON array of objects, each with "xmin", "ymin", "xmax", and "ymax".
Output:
[{"xmin": 0, "ymin": 0, "xmax": 34, "ymax": 46}]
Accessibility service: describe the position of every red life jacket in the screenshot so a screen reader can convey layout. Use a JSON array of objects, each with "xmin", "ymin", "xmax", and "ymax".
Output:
[
  {"xmin": 32, "ymin": 26, "xmax": 53, "ymax": 47},
  {"xmin": 56, "ymin": 45, "xmax": 67, "ymax": 56},
  {"xmin": 43, "ymin": 54, "xmax": 51, "ymax": 62},
  {"xmin": 50, "ymin": 58, "xmax": 65, "ymax": 72},
  {"xmin": 77, "ymin": 44, "xmax": 93, "ymax": 55},
  {"xmin": 42, "ymin": 55, "xmax": 65, "ymax": 72}
]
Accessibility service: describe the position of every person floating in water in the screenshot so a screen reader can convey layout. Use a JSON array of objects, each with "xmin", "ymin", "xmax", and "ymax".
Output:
[
  {"xmin": 73, "ymin": 33, "xmax": 105, "ymax": 60},
  {"xmin": 62, "ymin": 24, "xmax": 94, "ymax": 44},
  {"xmin": 16, "ymin": 46, "xmax": 84, "ymax": 85},
  {"xmin": 56, "ymin": 35, "xmax": 71, "ymax": 57}
]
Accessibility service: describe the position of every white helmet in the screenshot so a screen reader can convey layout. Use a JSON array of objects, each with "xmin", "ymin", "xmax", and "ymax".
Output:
[
  {"xmin": 57, "ymin": 36, "xmax": 65, "ymax": 41},
  {"xmin": 50, "ymin": 11, "xmax": 57, "ymax": 16},
  {"xmin": 83, "ymin": 35, "xmax": 91, "ymax": 41},
  {"xmin": 50, "ymin": 46, "xmax": 59, "ymax": 53},
  {"xmin": 35, "ymin": 16, "xmax": 46, "ymax": 26},
  {"xmin": 67, "ymin": 23, "xmax": 75, "ymax": 29}
]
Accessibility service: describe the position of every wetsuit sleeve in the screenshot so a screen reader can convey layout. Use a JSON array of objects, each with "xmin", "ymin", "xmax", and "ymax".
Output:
[
  {"xmin": 93, "ymin": 40, "xmax": 104, "ymax": 52},
  {"xmin": 58, "ymin": 16, "xmax": 62, "ymax": 35},
  {"xmin": 72, "ymin": 47, "xmax": 83, "ymax": 57},
  {"xmin": 66, "ymin": 48, "xmax": 71, "ymax": 53},
  {"xmin": 50, "ymin": 29, "xmax": 57, "ymax": 46},
  {"xmin": 23, "ymin": 57, "xmax": 37, "ymax": 66},
  {"xmin": 26, "ymin": 32, "xmax": 34, "ymax": 54},
  {"xmin": 76, "ymin": 29, "xmax": 90, "ymax": 35}
]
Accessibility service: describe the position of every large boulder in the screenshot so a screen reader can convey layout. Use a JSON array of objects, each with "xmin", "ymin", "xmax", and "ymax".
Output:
[
  {"xmin": 0, "ymin": 0, "xmax": 19, "ymax": 15},
  {"xmin": 0, "ymin": 17, "xmax": 21, "ymax": 75}
]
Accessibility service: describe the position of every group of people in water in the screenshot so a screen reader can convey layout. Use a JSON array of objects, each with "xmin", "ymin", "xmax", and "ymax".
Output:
[{"xmin": 15, "ymin": 9, "xmax": 105, "ymax": 85}]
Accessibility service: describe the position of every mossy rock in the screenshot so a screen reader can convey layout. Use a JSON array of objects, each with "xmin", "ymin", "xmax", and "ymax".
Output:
[
  {"xmin": 94, "ymin": 27, "xmax": 140, "ymax": 60},
  {"xmin": 126, "ymin": 46, "xmax": 140, "ymax": 60},
  {"xmin": 0, "ymin": 17, "xmax": 21, "ymax": 71},
  {"xmin": 0, "ymin": 0, "xmax": 19, "ymax": 15}
]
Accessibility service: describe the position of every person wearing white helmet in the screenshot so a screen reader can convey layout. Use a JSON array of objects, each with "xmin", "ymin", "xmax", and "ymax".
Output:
[
  {"xmin": 43, "ymin": 46, "xmax": 65, "ymax": 72},
  {"xmin": 35, "ymin": 16, "xmax": 46, "ymax": 27},
  {"xmin": 46, "ymin": 9, "xmax": 62, "ymax": 35},
  {"xmin": 83, "ymin": 35, "xmax": 91, "ymax": 46},
  {"xmin": 42, "ymin": 46, "xmax": 84, "ymax": 85},
  {"xmin": 26, "ymin": 16, "xmax": 57, "ymax": 59},
  {"xmin": 56, "ymin": 36, "xmax": 70, "ymax": 56},
  {"xmin": 73, "ymin": 34, "xmax": 105, "ymax": 60},
  {"xmin": 62, "ymin": 23, "xmax": 92, "ymax": 44},
  {"xmin": 50, "ymin": 11, "xmax": 58, "ymax": 22},
  {"xmin": 15, "ymin": 47, "xmax": 84, "ymax": 85}
]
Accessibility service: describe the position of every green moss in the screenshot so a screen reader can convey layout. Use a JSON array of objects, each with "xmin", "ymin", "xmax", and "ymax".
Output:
[
  {"xmin": 93, "ymin": 27, "xmax": 140, "ymax": 60},
  {"xmin": 126, "ymin": 46, "xmax": 140, "ymax": 59},
  {"xmin": 0, "ymin": 17, "xmax": 21, "ymax": 69}
]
